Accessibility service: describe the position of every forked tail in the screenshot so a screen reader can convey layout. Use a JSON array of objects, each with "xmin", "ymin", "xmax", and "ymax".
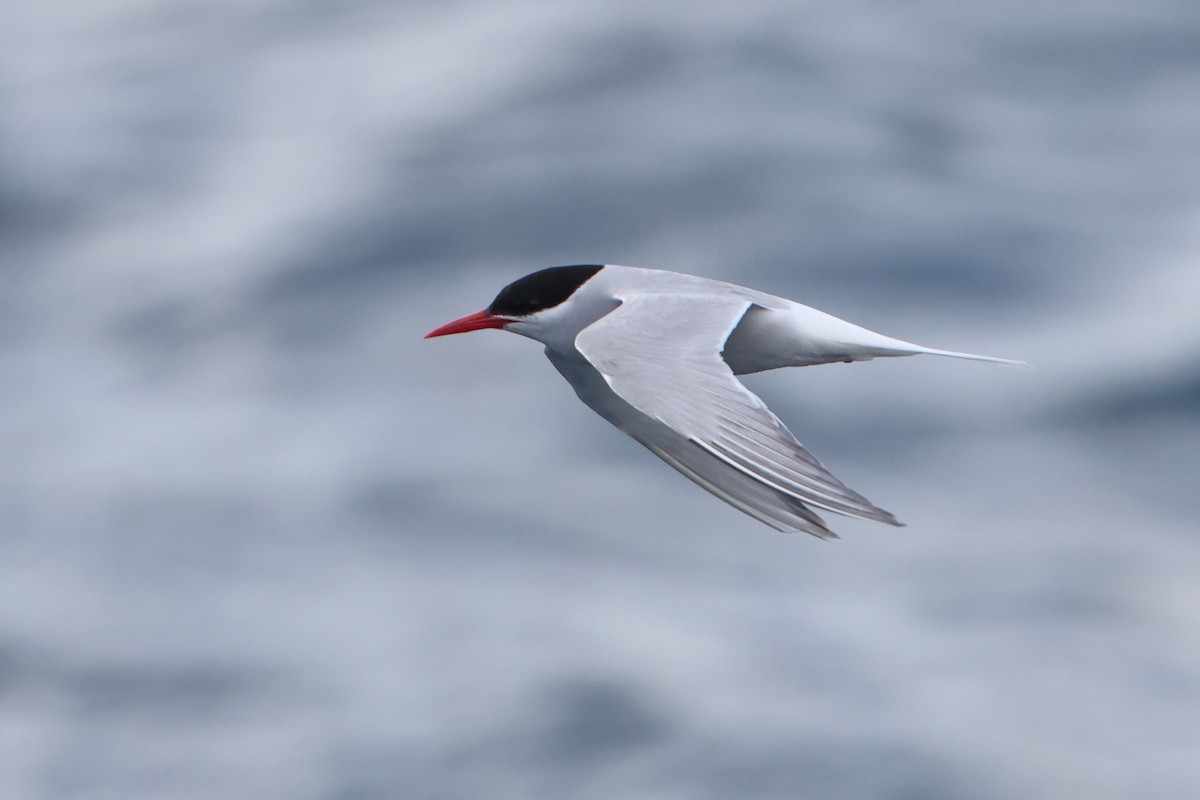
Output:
[{"xmin": 909, "ymin": 345, "xmax": 1028, "ymax": 367}]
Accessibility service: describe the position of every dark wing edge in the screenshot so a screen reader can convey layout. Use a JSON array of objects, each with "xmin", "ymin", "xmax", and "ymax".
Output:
[{"xmin": 575, "ymin": 293, "xmax": 903, "ymax": 536}]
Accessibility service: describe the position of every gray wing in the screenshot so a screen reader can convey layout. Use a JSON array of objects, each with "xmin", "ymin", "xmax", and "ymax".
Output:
[{"xmin": 573, "ymin": 293, "xmax": 902, "ymax": 537}]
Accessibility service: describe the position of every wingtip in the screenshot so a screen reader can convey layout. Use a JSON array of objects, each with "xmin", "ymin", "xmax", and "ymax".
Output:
[
  {"xmin": 795, "ymin": 514, "xmax": 902, "ymax": 538},
  {"xmin": 795, "ymin": 525, "xmax": 839, "ymax": 540}
]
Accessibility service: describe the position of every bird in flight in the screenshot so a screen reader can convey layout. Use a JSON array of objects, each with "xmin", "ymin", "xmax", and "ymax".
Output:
[{"xmin": 426, "ymin": 264, "xmax": 1022, "ymax": 538}]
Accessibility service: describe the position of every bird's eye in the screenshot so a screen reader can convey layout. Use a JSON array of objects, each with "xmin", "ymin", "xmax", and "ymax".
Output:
[{"xmin": 487, "ymin": 264, "xmax": 603, "ymax": 318}]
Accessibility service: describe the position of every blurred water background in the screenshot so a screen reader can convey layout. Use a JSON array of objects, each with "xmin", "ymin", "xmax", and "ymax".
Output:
[{"xmin": 3, "ymin": 1, "xmax": 1199, "ymax": 798}]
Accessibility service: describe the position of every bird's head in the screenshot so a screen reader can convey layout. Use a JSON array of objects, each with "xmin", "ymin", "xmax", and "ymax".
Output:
[{"xmin": 425, "ymin": 264, "xmax": 608, "ymax": 348}]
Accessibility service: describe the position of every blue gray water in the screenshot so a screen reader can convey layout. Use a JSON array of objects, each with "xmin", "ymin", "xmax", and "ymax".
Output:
[{"xmin": 3, "ymin": 2, "xmax": 1199, "ymax": 798}]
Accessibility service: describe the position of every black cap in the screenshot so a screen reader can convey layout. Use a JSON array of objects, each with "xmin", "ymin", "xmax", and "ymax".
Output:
[{"xmin": 487, "ymin": 265, "xmax": 604, "ymax": 317}]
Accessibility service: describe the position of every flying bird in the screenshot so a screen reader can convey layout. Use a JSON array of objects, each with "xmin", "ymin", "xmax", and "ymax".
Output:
[{"xmin": 426, "ymin": 265, "xmax": 1022, "ymax": 538}]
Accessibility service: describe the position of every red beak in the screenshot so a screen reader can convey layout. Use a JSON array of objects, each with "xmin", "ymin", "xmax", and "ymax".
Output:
[{"xmin": 424, "ymin": 310, "xmax": 510, "ymax": 338}]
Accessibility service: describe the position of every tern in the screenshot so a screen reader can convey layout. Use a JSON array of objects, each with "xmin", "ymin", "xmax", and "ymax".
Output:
[{"xmin": 426, "ymin": 264, "xmax": 1022, "ymax": 538}]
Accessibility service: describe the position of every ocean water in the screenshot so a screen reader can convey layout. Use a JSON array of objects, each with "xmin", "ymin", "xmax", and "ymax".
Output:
[{"xmin": 2, "ymin": 1, "xmax": 1199, "ymax": 798}]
